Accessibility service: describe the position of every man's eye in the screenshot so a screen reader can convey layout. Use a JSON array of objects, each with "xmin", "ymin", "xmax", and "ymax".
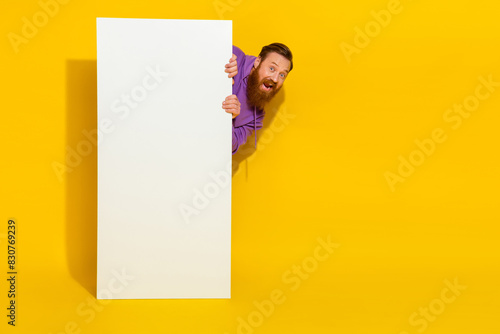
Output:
[
  {"xmin": 270, "ymin": 67, "xmax": 274, "ymax": 71},
  {"xmin": 280, "ymin": 73, "xmax": 285, "ymax": 78}
]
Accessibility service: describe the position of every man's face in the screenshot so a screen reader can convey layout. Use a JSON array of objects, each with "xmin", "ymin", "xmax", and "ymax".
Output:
[{"xmin": 246, "ymin": 52, "xmax": 291, "ymax": 109}]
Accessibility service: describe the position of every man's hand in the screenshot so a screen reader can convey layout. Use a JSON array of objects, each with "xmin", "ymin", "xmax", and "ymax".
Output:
[
  {"xmin": 225, "ymin": 54, "xmax": 238, "ymax": 85},
  {"xmin": 222, "ymin": 94, "xmax": 240, "ymax": 119}
]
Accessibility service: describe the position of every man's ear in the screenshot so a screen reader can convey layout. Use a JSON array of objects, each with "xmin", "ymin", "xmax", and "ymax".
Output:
[{"xmin": 253, "ymin": 56, "xmax": 261, "ymax": 68}]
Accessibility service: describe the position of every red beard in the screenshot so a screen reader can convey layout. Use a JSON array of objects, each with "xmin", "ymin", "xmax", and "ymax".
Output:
[{"xmin": 246, "ymin": 63, "xmax": 281, "ymax": 109}]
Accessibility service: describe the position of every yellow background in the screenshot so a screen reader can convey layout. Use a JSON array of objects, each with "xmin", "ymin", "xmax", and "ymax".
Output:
[{"xmin": 1, "ymin": 0, "xmax": 499, "ymax": 333}]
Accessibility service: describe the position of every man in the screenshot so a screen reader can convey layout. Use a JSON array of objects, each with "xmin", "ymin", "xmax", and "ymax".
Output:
[{"xmin": 223, "ymin": 43, "xmax": 293, "ymax": 154}]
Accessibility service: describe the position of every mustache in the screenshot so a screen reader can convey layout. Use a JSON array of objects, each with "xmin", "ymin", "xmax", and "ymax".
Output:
[{"xmin": 262, "ymin": 78, "xmax": 277, "ymax": 87}]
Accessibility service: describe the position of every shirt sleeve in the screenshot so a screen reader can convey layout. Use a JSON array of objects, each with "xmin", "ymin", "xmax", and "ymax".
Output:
[
  {"xmin": 232, "ymin": 45, "xmax": 246, "ymax": 87},
  {"xmin": 232, "ymin": 111, "xmax": 264, "ymax": 154},
  {"xmin": 232, "ymin": 45, "xmax": 245, "ymax": 65},
  {"xmin": 231, "ymin": 45, "xmax": 263, "ymax": 155}
]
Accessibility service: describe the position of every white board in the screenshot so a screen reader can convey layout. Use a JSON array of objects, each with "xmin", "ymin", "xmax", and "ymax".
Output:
[{"xmin": 96, "ymin": 18, "xmax": 232, "ymax": 299}]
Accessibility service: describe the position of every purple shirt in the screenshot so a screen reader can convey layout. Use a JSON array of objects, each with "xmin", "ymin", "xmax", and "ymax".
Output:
[{"xmin": 232, "ymin": 45, "xmax": 265, "ymax": 154}]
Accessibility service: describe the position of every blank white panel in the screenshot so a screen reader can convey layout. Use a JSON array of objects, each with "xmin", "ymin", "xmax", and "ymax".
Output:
[{"xmin": 96, "ymin": 18, "xmax": 232, "ymax": 299}]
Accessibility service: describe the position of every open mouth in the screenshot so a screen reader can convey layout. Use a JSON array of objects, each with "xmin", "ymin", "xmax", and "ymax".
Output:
[{"xmin": 262, "ymin": 80, "xmax": 275, "ymax": 91}]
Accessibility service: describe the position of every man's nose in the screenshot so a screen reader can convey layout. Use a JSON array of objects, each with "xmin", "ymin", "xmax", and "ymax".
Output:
[{"xmin": 271, "ymin": 72, "xmax": 279, "ymax": 82}]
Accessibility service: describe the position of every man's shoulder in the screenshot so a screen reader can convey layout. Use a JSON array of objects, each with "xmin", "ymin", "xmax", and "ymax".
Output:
[
  {"xmin": 232, "ymin": 45, "xmax": 244, "ymax": 57},
  {"xmin": 233, "ymin": 45, "xmax": 256, "ymax": 76},
  {"xmin": 232, "ymin": 45, "xmax": 252, "ymax": 58}
]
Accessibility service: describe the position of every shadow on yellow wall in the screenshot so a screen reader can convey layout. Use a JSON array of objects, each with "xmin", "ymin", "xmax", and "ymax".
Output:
[
  {"xmin": 65, "ymin": 59, "xmax": 97, "ymax": 297},
  {"xmin": 232, "ymin": 88, "xmax": 285, "ymax": 178},
  {"xmin": 62, "ymin": 58, "xmax": 281, "ymax": 296}
]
